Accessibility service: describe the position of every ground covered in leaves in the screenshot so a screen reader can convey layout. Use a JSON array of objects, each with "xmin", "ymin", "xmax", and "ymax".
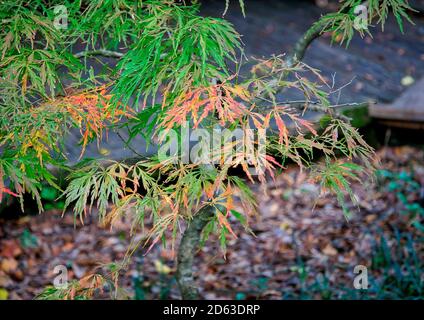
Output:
[{"xmin": 0, "ymin": 146, "xmax": 423, "ymax": 300}]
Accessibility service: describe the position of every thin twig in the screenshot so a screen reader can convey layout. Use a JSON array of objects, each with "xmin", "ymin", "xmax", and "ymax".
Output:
[
  {"xmin": 74, "ymin": 49, "xmax": 124, "ymax": 59},
  {"xmin": 255, "ymin": 97, "xmax": 370, "ymax": 122},
  {"xmin": 115, "ymin": 130, "xmax": 145, "ymax": 158}
]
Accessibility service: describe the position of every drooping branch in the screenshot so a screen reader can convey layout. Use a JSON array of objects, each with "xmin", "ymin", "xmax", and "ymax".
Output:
[
  {"xmin": 255, "ymin": 98, "xmax": 371, "ymax": 122},
  {"xmin": 176, "ymin": 205, "xmax": 216, "ymax": 300},
  {"xmin": 286, "ymin": 18, "xmax": 328, "ymax": 68}
]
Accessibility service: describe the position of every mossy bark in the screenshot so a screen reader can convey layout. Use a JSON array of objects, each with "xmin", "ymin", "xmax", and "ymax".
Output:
[
  {"xmin": 286, "ymin": 18, "xmax": 327, "ymax": 67},
  {"xmin": 175, "ymin": 205, "xmax": 215, "ymax": 300}
]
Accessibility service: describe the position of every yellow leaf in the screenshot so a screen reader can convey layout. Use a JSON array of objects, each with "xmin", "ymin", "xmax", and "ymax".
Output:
[
  {"xmin": 228, "ymin": 85, "xmax": 250, "ymax": 101},
  {"xmin": 279, "ymin": 221, "xmax": 291, "ymax": 231},
  {"xmin": 98, "ymin": 147, "xmax": 110, "ymax": 156},
  {"xmin": 0, "ymin": 288, "xmax": 9, "ymax": 300},
  {"xmin": 154, "ymin": 260, "xmax": 172, "ymax": 275}
]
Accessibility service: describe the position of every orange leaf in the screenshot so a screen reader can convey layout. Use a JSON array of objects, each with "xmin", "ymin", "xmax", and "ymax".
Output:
[{"xmin": 217, "ymin": 211, "xmax": 237, "ymax": 238}]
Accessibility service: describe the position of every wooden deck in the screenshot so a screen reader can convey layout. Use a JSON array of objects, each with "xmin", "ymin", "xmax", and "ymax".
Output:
[{"xmin": 370, "ymin": 77, "xmax": 424, "ymax": 122}]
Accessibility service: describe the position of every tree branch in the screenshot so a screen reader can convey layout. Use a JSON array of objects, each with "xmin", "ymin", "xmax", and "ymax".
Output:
[
  {"xmin": 115, "ymin": 130, "xmax": 145, "ymax": 158},
  {"xmin": 74, "ymin": 49, "xmax": 124, "ymax": 59},
  {"xmin": 286, "ymin": 18, "xmax": 327, "ymax": 68},
  {"xmin": 255, "ymin": 97, "xmax": 369, "ymax": 122}
]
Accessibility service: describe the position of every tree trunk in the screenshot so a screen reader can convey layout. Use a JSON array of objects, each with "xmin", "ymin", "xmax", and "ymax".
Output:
[{"xmin": 175, "ymin": 205, "xmax": 215, "ymax": 300}]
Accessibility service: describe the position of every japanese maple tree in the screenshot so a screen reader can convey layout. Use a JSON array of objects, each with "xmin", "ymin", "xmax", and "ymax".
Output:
[{"xmin": 0, "ymin": 0, "xmax": 415, "ymax": 299}]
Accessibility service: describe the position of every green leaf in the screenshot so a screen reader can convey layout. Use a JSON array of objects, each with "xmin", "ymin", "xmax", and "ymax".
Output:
[
  {"xmin": 40, "ymin": 186, "xmax": 58, "ymax": 202},
  {"xmin": 230, "ymin": 209, "xmax": 246, "ymax": 226}
]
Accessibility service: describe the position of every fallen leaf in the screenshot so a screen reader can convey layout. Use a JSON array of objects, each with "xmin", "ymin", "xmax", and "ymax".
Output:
[
  {"xmin": 154, "ymin": 260, "xmax": 172, "ymax": 275},
  {"xmin": 1, "ymin": 258, "xmax": 18, "ymax": 273},
  {"xmin": 0, "ymin": 240, "xmax": 22, "ymax": 258},
  {"xmin": 322, "ymin": 244, "xmax": 338, "ymax": 256},
  {"xmin": 62, "ymin": 242, "xmax": 74, "ymax": 252}
]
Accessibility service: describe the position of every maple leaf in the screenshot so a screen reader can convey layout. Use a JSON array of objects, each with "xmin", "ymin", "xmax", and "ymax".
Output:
[
  {"xmin": 160, "ymin": 82, "xmax": 250, "ymax": 138},
  {"xmin": 53, "ymin": 86, "xmax": 130, "ymax": 158}
]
